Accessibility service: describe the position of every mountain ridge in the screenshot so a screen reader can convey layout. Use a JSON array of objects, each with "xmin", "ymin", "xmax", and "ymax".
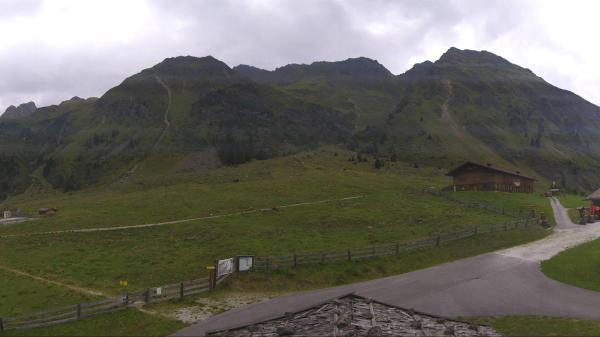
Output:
[{"xmin": 1, "ymin": 47, "xmax": 600, "ymax": 199}]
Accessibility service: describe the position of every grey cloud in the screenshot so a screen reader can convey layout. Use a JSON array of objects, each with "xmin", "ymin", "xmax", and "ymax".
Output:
[
  {"xmin": 0, "ymin": 0, "xmax": 42, "ymax": 19},
  {"xmin": 0, "ymin": 0, "xmax": 590, "ymax": 113}
]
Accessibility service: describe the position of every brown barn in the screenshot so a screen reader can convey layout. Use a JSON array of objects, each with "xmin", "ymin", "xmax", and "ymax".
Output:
[{"xmin": 447, "ymin": 162, "xmax": 534, "ymax": 193}]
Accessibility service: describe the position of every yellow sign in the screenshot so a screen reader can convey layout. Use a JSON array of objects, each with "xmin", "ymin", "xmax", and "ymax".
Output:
[
  {"xmin": 119, "ymin": 280, "xmax": 128, "ymax": 287},
  {"xmin": 206, "ymin": 266, "xmax": 215, "ymax": 270}
]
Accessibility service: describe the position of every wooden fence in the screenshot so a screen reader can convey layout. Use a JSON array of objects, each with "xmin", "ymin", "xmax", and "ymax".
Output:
[
  {"xmin": 252, "ymin": 217, "xmax": 535, "ymax": 271},
  {"xmin": 0, "ymin": 277, "xmax": 211, "ymax": 331},
  {"xmin": 418, "ymin": 187, "xmax": 527, "ymax": 218}
]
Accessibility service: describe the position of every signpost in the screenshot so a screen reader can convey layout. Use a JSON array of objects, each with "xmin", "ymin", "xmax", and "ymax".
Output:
[
  {"xmin": 217, "ymin": 258, "xmax": 234, "ymax": 277},
  {"xmin": 207, "ymin": 265, "xmax": 216, "ymax": 290},
  {"xmin": 207, "ymin": 257, "xmax": 238, "ymax": 291},
  {"xmin": 236, "ymin": 256, "xmax": 254, "ymax": 272}
]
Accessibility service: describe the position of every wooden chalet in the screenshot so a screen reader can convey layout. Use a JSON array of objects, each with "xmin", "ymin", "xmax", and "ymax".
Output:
[
  {"xmin": 447, "ymin": 162, "xmax": 534, "ymax": 193},
  {"xmin": 587, "ymin": 188, "xmax": 600, "ymax": 204}
]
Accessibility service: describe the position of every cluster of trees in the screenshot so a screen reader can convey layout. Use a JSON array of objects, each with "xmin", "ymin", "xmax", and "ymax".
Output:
[
  {"xmin": 0, "ymin": 155, "xmax": 31, "ymax": 200},
  {"xmin": 348, "ymin": 152, "xmax": 399, "ymax": 170},
  {"xmin": 84, "ymin": 130, "xmax": 120, "ymax": 149},
  {"xmin": 214, "ymin": 133, "xmax": 271, "ymax": 166}
]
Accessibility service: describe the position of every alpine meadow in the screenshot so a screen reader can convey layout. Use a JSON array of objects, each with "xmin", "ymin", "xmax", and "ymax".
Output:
[{"xmin": 3, "ymin": 22, "xmax": 600, "ymax": 335}]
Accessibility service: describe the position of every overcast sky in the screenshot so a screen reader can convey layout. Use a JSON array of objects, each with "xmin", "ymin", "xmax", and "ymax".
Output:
[{"xmin": 1, "ymin": 0, "xmax": 600, "ymax": 113}]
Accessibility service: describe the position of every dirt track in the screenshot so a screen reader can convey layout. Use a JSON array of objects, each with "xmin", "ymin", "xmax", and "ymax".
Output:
[{"xmin": 0, "ymin": 195, "xmax": 366, "ymax": 238}]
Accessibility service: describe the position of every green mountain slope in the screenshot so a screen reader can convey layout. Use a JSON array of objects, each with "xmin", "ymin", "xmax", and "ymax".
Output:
[
  {"xmin": 377, "ymin": 47, "xmax": 600, "ymax": 190},
  {"xmin": 2, "ymin": 47, "xmax": 600, "ymax": 199},
  {"xmin": 234, "ymin": 57, "xmax": 402, "ymax": 127},
  {"xmin": 0, "ymin": 56, "xmax": 353, "ymax": 194}
]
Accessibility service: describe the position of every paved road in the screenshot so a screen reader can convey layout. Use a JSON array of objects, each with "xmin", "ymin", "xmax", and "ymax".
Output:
[{"xmin": 175, "ymin": 198, "xmax": 600, "ymax": 336}]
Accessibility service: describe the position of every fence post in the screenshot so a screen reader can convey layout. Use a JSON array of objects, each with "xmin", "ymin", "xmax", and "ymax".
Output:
[
  {"xmin": 293, "ymin": 253, "xmax": 297, "ymax": 267},
  {"xmin": 124, "ymin": 292, "xmax": 129, "ymax": 305},
  {"xmin": 321, "ymin": 252, "xmax": 325, "ymax": 264},
  {"xmin": 0, "ymin": 317, "xmax": 4, "ymax": 332},
  {"xmin": 180, "ymin": 282, "xmax": 184, "ymax": 299},
  {"xmin": 436, "ymin": 236, "xmax": 441, "ymax": 247},
  {"xmin": 347, "ymin": 249, "xmax": 352, "ymax": 261},
  {"xmin": 395, "ymin": 243, "xmax": 399, "ymax": 256},
  {"xmin": 76, "ymin": 304, "xmax": 81, "ymax": 319},
  {"xmin": 144, "ymin": 289, "xmax": 151, "ymax": 304},
  {"xmin": 266, "ymin": 257, "xmax": 270, "ymax": 271},
  {"xmin": 208, "ymin": 262, "xmax": 217, "ymax": 290}
]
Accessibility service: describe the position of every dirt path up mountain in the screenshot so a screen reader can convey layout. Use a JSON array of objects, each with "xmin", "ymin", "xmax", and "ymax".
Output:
[
  {"xmin": 440, "ymin": 79, "xmax": 465, "ymax": 140},
  {"xmin": 124, "ymin": 75, "xmax": 172, "ymax": 177},
  {"xmin": 439, "ymin": 79, "xmax": 510, "ymax": 166}
]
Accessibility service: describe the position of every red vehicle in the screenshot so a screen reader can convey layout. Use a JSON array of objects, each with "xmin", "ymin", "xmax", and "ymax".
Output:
[{"xmin": 590, "ymin": 204, "xmax": 600, "ymax": 216}]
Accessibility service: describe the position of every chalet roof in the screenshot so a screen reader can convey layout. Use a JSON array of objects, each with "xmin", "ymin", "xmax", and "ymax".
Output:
[
  {"xmin": 206, "ymin": 294, "xmax": 500, "ymax": 337},
  {"xmin": 446, "ymin": 161, "xmax": 535, "ymax": 181},
  {"xmin": 587, "ymin": 188, "xmax": 600, "ymax": 200}
]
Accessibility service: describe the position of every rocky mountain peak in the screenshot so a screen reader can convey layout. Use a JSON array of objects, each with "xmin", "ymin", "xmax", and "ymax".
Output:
[
  {"xmin": 235, "ymin": 57, "xmax": 394, "ymax": 84},
  {"xmin": 1, "ymin": 101, "xmax": 37, "ymax": 119},
  {"xmin": 436, "ymin": 47, "xmax": 512, "ymax": 66}
]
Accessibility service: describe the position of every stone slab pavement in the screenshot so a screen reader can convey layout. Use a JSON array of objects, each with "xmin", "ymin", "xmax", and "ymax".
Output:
[{"xmin": 174, "ymin": 197, "xmax": 600, "ymax": 336}]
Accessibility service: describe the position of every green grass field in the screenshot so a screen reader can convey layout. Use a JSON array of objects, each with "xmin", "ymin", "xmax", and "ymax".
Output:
[
  {"xmin": 219, "ymin": 224, "xmax": 548, "ymax": 293},
  {"xmin": 444, "ymin": 190, "xmax": 555, "ymax": 225},
  {"xmin": 542, "ymin": 238, "xmax": 600, "ymax": 292},
  {"xmin": 0, "ymin": 150, "xmax": 555, "ymax": 335},
  {"xmin": 0, "ymin": 309, "xmax": 186, "ymax": 337},
  {"xmin": 558, "ymin": 194, "xmax": 588, "ymax": 223},
  {"xmin": 559, "ymin": 194, "xmax": 587, "ymax": 209},
  {"xmin": 468, "ymin": 316, "xmax": 600, "ymax": 336},
  {"xmin": 0, "ymin": 269, "xmax": 95, "ymax": 317}
]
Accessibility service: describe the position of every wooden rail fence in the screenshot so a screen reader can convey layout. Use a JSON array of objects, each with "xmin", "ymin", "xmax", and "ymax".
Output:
[
  {"xmin": 418, "ymin": 187, "xmax": 527, "ymax": 218},
  {"xmin": 0, "ymin": 277, "xmax": 211, "ymax": 331},
  {"xmin": 252, "ymin": 217, "xmax": 536, "ymax": 271}
]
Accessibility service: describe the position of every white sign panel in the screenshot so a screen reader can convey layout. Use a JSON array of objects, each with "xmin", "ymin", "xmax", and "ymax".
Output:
[
  {"xmin": 237, "ymin": 256, "xmax": 254, "ymax": 272},
  {"xmin": 217, "ymin": 258, "xmax": 234, "ymax": 277}
]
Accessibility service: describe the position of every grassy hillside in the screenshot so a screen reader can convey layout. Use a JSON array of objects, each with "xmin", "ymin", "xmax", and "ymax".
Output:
[
  {"xmin": 468, "ymin": 316, "xmax": 600, "ymax": 336},
  {"xmin": 542, "ymin": 237, "xmax": 600, "ymax": 292},
  {"xmin": 0, "ymin": 309, "xmax": 185, "ymax": 337},
  {"xmin": 558, "ymin": 194, "xmax": 588, "ymax": 223},
  {"xmin": 3, "ymin": 48, "xmax": 600, "ymax": 201},
  {"xmin": 0, "ymin": 150, "xmax": 551, "ymax": 321},
  {"xmin": 0, "ymin": 269, "xmax": 96, "ymax": 317},
  {"xmin": 0, "ymin": 151, "xmax": 553, "ymax": 336},
  {"xmin": 380, "ymin": 48, "xmax": 600, "ymax": 193}
]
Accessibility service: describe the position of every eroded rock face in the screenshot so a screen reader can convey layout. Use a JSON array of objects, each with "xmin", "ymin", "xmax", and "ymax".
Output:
[{"xmin": 2, "ymin": 101, "xmax": 37, "ymax": 119}]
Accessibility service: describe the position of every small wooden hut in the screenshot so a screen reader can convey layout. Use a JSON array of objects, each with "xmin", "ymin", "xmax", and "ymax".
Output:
[
  {"xmin": 587, "ymin": 189, "xmax": 600, "ymax": 206},
  {"xmin": 38, "ymin": 208, "xmax": 58, "ymax": 217}
]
